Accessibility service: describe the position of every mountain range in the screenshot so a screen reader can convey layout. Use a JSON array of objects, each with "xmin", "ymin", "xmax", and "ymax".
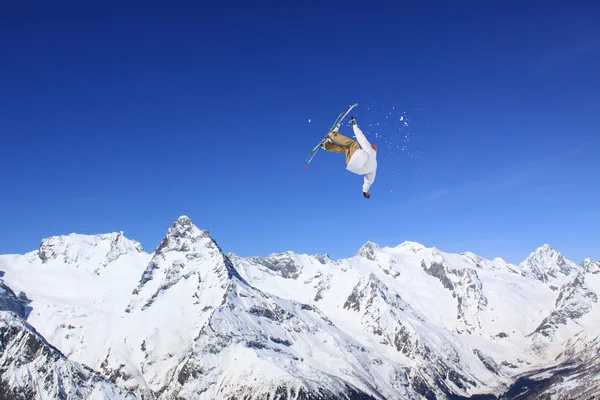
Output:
[{"xmin": 0, "ymin": 216, "xmax": 598, "ymax": 399}]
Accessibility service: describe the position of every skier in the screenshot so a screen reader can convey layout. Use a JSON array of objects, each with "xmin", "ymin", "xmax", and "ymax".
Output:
[{"xmin": 322, "ymin": 117, "xmax": 377, "ymax": 198}]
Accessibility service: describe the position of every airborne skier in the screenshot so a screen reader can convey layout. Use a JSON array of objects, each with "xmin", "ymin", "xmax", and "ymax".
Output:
[{"xmin": 322, "ymin": 117, "xmax": 378, "ymax": 198}]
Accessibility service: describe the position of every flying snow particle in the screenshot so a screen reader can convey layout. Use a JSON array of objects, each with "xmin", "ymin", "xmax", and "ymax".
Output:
[{"xmin": 308, "ymin": 119, "xmax": 311, "ymax": 123}]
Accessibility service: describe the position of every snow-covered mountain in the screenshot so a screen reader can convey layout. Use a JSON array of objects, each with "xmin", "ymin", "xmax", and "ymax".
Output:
[
  {"xmin": 37, "ymin": 231, "xmax": 145, "ymax": 270},
  {"xmin": 0, "ymin": 216, "xmax": 598, "ymax": 399},
  {"xmin": 518, "ymin": 244, "xmax": 578, "ymax": 284},
  {"xmin": 0, "ymin": 310, "xmax": 138, "ymax": 400},
  {"xmin": 0, "ymin": 278, "xmax": 136, "ymax": 399}
]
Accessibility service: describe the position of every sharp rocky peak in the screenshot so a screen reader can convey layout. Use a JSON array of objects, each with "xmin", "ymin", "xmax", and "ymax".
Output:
[
  {"xmin": 581, "ymin": 258, "xmax": 600, "ymax": 274},
  {"xmin": 154, "ymin": 215, "xmax": 210, "ymax": 255},
  {"xmin": 356, "ymin": 241, "xmax": 381, "ymax": 261},
  {"xmin": 534, "ymin": 244, "xmax": 560, "ymax": 256},
  {"xmin": 128, "ymin": 216, "xmax": 245, "ymax": 311},
  {"xmin": 519, "ymin": 244, "xmax": 576, "ymax": 282},
  {"xmin": 315, "ymin": 253, "xmax": 332, "ymax": 264}
]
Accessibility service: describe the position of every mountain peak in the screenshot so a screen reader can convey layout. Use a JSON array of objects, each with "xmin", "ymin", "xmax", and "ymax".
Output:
[
  {"xmin": 175, "ymin": 215, "xmax": 192, "ymax": 224},
  {"xmin": 315, "ymin": 253, "xmax": 331, "ymax": 264},
  {"xmin": 154, "ymin": 216, "xmax": 209, "ymax": 255},
  {"xmin": 537, "ymin": 244, "xmax": 558, "ymax": 254},
  {"xmin": 581, "ymin": 258, "xmax": 600, "ymax": 274},
  {"xmin": 526, "ymin": 244, "xmax": 563, "ymax": 263},
  {"xmin": 520, "ymin": 244, "xmax": 576, "ymax": 282},
  {"xmin": 356, "ymin": 241, "xmax": 381, "ymax": 261},
  {"xmin": 38, "ymin": 232, "xmax": 144, "ymax": 265},
  {"xmin": 128, "ymin": 216, "xmax": 242, "ymax": 312},
  {"xmin": 396, "ymin": 241, "xmax": 426, "ymax": 252},
  {"xmin": 171, "ymin": 215, "xmax": 196, "ymax": 232}
]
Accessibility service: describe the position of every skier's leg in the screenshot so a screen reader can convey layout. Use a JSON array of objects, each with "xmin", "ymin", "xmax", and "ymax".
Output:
[
  {"xmin": 330, "ymin": 132, "xmax": 358, "ymax": 148},
  {"xmin": 345, "ymin": 141, "xmax": 360, "ymax": 164},
  {"xmin": 323, "ymin": 142, "xmax": 348, "ymax": 154},
  {"xmin": 325, "ymin": 131, "xmax": 360, "ymax": 164}
]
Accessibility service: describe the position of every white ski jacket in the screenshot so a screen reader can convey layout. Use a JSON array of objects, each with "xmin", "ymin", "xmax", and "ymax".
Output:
[{"xmin": 346, "ymin": 124, "xmax": 377, "ymax": 193}]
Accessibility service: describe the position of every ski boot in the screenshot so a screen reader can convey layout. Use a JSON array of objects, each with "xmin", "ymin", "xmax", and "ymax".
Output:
[
  {"xmin": 321, "ymin": 136, "xmax": 333, "ymax": 150},
  {"xmin": 321, "ymin": 126, "xmax": 339, "ymax": 150}
]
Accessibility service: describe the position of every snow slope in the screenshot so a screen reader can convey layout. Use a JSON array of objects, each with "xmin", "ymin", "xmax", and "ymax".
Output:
[
  {"xmin": 229, "ymin": 241, "xmax": 600, "ymax": 396},
  {"xmin": 229, "ymin": 242, "xmax": 590, "ymax": 367},
  {"xmin": 0, "ymin": 217, "xmax": 598, "ymax": 399},
  {"xmin": 0, "ymin": 231, "xmax": 153, "ymax": 397},
  {"xmin": 0, "ymin": 309, "xmax": 136, "ymax": 400},
  {"xmin": 500, "ymin": 330, "xmax": 600, "ymax": 399}
]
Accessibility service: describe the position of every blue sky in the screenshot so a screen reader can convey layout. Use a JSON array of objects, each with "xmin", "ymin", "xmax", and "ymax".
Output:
[{"xmin": 1, "ymin": 2, "xmax": 599, "ymax": 264}]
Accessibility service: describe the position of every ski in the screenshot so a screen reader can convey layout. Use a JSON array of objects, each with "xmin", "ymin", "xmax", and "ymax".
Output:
[{"xmin": 304, "ymin": 103, "xmax": 358, "ymax": 170}]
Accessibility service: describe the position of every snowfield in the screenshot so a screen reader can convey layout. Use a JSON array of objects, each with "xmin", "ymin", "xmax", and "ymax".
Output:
[{"xmin": 1, "ymin": 216, "xmax": 598, "ymax": 399}]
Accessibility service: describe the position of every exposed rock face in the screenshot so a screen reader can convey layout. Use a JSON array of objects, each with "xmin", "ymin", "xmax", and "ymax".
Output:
[
  {"xmin": 246, "ymin": 252, "xmax": 303, "ymax": 279},
  {"xmin": 519, "ymin": 244, "xmax": 577, "ymax": 283},
  {"xmin": 421, "ymin": 260, "xmax": 488, "ymax": 333},
  {"xmin": 499, "ymin": 332, "xmax": 600, "ymax": 400},
  {"xmin": 0, "ymin": 311, "xmax": 136, "ymax": 400},
  {"xmin": 0, "ymin": 280, "xmax": 25, "ymax": 318},
  {"xmin": 356, "ymin": 241, "xmax": 381, "ymax": 261}
]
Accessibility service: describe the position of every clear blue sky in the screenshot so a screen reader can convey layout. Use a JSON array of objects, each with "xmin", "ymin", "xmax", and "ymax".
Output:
[{"xmin": 1, "ymin": 1, "xmax": 599, "ymax": 264}]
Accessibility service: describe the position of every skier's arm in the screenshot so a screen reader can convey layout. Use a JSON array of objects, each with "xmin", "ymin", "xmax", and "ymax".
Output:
[
  {"xmin": 363, "ymin": 170, "xmax": 376, "ymax": 193},
  {"xmin": 352, "ymin": 125, "xmax": 372, "ymax": 151}
]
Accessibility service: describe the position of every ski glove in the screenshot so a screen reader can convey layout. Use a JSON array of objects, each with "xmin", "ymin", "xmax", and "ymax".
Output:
[{"xmin": 363, "ymin": 192, "xmax": 371, "ymax": 199}]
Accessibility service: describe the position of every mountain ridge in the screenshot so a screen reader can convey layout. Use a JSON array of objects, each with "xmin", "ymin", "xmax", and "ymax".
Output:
[{"xmin": 0, "ymin": 216, "xmax": 597, "ymax": 399}]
